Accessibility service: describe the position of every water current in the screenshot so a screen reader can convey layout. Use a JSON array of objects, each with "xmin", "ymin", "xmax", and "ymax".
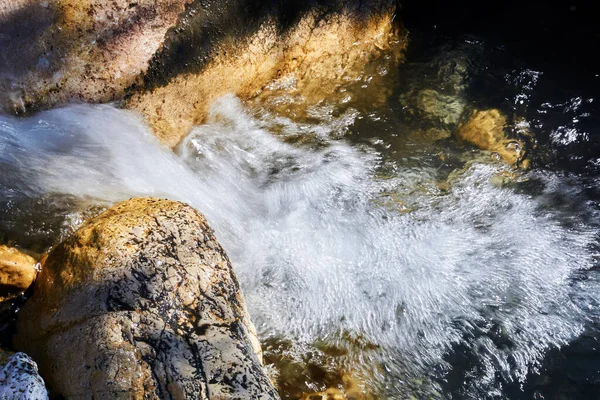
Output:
[{"xmin": 1, "ymin": 35, "xmax": 599, "ymax": 399}]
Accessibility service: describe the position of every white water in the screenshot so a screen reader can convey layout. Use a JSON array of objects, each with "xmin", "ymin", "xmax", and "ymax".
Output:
[{"xmin": 1, "ymin": 97, "xmax": 598, "ymax": 397}]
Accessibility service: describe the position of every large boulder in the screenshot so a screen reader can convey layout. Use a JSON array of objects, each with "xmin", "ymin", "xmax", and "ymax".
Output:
[
  {"xmin": 1, "ymin": 0, "xmax": 405, "ymax": 147},
  {"xmin": 14, "ymin": 198, "xmax": 278, "ymax": 399},
  {"xmin": 127, "ymin": 0, "xmax": 405, "ymax": 146}
]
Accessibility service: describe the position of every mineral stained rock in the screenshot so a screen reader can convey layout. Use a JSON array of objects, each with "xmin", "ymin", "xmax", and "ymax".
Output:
[
  {"xmin": 1, "ymin": 0, "xmax": 406, "ymax": 147},
  {"xmin": 128, "ymin": 0, "xmax": 406, "ymax": 146},
  {"xmin": 0, "ymin": 245, "xmax": 38, "ymax": 302},
  {"xmin": 14, "ymin": 198, "xmax": 278, "ymax": 399}
]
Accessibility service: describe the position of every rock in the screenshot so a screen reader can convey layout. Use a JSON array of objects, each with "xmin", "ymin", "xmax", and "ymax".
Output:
[
  {"xmin": 402, "ymin": 89, "xmax": 466, "ymax": 127},
  {"xmin": 14, "ymin": 198, "xmax": 278, "ymax": 399},
  {"xmin": 1, "ymin": 0, "xmax": 405, "ymax": 147},
  {"xmin": 0, "ymin": 245, "xmax": 38, "ymax": 302},
  {"xmin": 455, "ymin": 109, "xmax": 527, "ymax": 167},
  {"xmin": 0, "ymin": 350, "xmax": 48, "ymax": 400},
  {"xmin": 0, "ymin": 0, "xmax": 192, "ymax": 113},
  {"xmin": 127, "ymin": 0, "xmax": 406, "ymax": 147}
]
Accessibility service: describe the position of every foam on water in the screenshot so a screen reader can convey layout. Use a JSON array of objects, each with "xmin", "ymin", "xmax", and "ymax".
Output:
[{"xmin": 0, "ymin": 98, "xmax": 598, "ymax": 397}]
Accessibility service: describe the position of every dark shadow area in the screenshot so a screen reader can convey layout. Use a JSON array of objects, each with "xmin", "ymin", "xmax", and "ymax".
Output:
[
  {"xmin": 399, "ymin": 0, "xmax": 600, "ymax": 175},
  {"xmin": 0, "ymin": 4, "xmax": 54, "ymax": 79}
]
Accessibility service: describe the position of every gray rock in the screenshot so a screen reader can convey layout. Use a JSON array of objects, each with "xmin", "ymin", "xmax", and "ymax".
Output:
[{"xmin": 0, "ymin": 352, "xmax": 48, "ymax": 400}]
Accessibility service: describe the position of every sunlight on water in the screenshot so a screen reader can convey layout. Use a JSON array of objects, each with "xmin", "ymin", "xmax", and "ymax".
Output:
[{"xmin": 0, "ymin": 98, "xmax": 598, "ymax": 398}]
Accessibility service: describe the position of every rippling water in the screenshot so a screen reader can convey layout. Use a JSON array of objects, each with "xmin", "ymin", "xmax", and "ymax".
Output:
[{"xmin": 1, "ymin": 35, "xmax": 600, "ymax": 399}]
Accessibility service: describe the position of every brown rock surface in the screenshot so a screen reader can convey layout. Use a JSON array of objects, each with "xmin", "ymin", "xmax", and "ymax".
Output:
[
  {"xmin": 455, "ymin": 109, "xmax": 527, "ymax": 167},
  {"xmin": 14, "ymin": 198, "xmax": 278, "ymax": 399},
  {"xmin": 128, "ymin": 1, "xmax": 406, "ymax": 147},
  {"xmin": 1, "ymin": 0, "xmax": 405, "ymax": 148},
  {"xmin": 0, "ymin": 245, "xmax": 38, "ymax": 302}
]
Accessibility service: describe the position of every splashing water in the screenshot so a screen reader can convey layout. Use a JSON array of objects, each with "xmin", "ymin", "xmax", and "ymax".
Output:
[{"xmin": 0, "ymin": 97, "xmax": 598, "ymax": 398}]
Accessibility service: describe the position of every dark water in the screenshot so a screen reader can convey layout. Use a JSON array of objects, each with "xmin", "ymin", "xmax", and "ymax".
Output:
[
  {"xmin": 396, "ymin": 2, "xmax": 600, "ymax": 398},
  {"xmin": 1, "ymin": 3, "xmax": 600, "ymax": 399}
]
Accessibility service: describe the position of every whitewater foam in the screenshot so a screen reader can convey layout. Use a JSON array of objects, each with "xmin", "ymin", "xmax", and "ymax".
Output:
[{"xmin": 0, "ymin": 97, "xmax": 597, "ymax": 397}]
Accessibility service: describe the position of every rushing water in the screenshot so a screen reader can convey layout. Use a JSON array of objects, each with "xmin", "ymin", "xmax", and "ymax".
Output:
[{"xmin": 1, "ymin": 38, "xmax": 600, "ymax": 399}]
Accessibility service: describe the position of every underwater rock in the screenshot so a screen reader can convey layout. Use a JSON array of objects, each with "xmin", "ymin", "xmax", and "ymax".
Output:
[
  {"xmin": 0, "ymin": 245, "xmax": 38, "ymax": 302},
  {"xmin": 0, "ymin": 350, "xmax": 48, "ymax": 400},
  {"xmin": 300, "ymin": 372, "xmax": 371, "ymax": 400},
  {"xmin": 402, "ymin": 88, "xmax": 466, "ymax": 127},
  {"xmin": 455, "ymin": 109, "xmax": 527, "ymax": 167},
  {"xmin": 14, "ymin": 198, "xmax": 277, "ymax": 399}
]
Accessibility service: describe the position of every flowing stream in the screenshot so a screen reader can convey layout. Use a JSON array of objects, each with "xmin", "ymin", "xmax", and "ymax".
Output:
[{"xmin": 1, "ymin": 39, "xmax": 600, "ymax": 398}]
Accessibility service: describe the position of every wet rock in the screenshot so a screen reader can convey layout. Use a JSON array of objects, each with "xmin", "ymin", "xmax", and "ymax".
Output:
[
  {"xmin": 0, "ymin": 0, "xmax": 192, "ymax": 112},
  {"xmin": 300, "ymin": 372, "xmax": 371, "ymax": 400},
  {"xmin": 0, "ymin": 245, "xmax": 38, "ymax": 302},
  {"xmin": 1, "ymin": 0, "xmax": 405, "ymax": 146},
  {"xmin": 398, "ymin": 46, "xmax": 471, "ymax": 131},
  {"xmin": 0, "ymin": 350, "xmax": 48, "ymax": 400},
  {"xmin": 128, "ymin": 0, "xmax": 406, "ymax": 147},
  {"xmin": 402, "ymin": 88, "xmax": 466, "ymax": 127},
  {"xmin": 455, "ymin": 109, "xmax": 527, "ymax": 167},
  {"xmin": 14, "ymin": 198, "xmax": 278, "ymax": 399}
]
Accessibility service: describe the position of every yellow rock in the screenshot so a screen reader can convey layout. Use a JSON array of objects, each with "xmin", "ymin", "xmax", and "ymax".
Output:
[
  {"xmin": 128, "ymin": 5, "xmax": 406, "ymax": 147},
  {"xmin": 2, "ymin": 0, "xmax": 406, "ymax": 149},
  {"xmin": 0, "ymin": 245, "xmax": 38, "ymax": 302},
  {"xmin": 14, "ymin": 198, "xmax": 276, "ymax": 399},
  {"xmin": 455, "ymin": 109, "xmax": 528, "ymax": 167}
]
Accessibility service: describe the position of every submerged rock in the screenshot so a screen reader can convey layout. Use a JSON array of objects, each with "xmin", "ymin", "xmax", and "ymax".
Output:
[
  {"xmin": 402, "ymin": 88, "xmax": 466, "ymax": 127},
  {"xmin": 14, "ymin": 198, "xmax": 278, "ymax": 399},
  {"xmin": 0, "ymin": 245, "xmax": 38, "ymax": 302},
  {"xmin": 0, "ymin": 350, "xmax": 48, "ymax": 400},
  {"xmin": 455, "ymin": 109, "xmax": 528, "ymax": 167}
]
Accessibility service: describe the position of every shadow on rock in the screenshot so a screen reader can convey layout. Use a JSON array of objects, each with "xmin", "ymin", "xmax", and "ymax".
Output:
[{"xmin": 13, "ymin": 197, "xmax": 278, "ymax": 399}]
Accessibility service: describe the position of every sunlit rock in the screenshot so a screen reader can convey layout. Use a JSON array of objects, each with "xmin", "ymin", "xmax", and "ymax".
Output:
[
  {"xmin": 300, "ymin": 372, "xmax": 371, "ymax": 400},
  {"xmin": 1, "ymin": 0, "xmax": 405, "ymax": 146},
  {"xmin": 0, "ymin": 0, "xmax": 192, "ymax": 112},
  {"xmin": 455, "ymin": 109, "xmax": 528, "ymax": 167},
  {"xmin": 14, "ymin": 198, "xmax": 277, "ymax": 399},
  {"xmin": 0, "ymin": 245, "xmax": 38, "ymax": 302},
  {"xmin": 0, "ymin": 350, "xmax": 48, "ymax": 400},
  {"xmin": 128, "ymin": 0, "xmax": 406, "ymax": 147}
]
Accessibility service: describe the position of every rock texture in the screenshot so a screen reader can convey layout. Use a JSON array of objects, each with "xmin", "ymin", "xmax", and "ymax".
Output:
[
  {"xmin": 0, "ymin": 245, "xmax": 38, "ymax": 302},
  {"xmin": 455, "ymin": 109, "xmax": 528, "ymax": 167},
  {"xmin": 1, "ymin": 0, "xmax": 405, "ymax": 147},
  {"xmin": 0, "ymin": 350, "xmax": 48, "ymax": 400},
  {"xmin": 128, "ymin": 0, "xmax": 406, "ymax": 147},
  {"xmin": 0, "ymin": 0, "xmax": 192, "ymax": 113},
  {"xmin": 14, "ymin": 198, "xmax": 278, "ymax": 399}
]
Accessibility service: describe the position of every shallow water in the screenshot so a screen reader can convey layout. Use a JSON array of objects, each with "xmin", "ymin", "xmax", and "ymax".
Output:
[{"xmin": 1, "ymin": 36, "xmax": 600, "ymax": 399}]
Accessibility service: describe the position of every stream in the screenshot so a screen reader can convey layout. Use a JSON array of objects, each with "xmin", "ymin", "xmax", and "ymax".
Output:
[{"xmin": 1, "ymin": 22, "xmax": 600, "ymax": 400}]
